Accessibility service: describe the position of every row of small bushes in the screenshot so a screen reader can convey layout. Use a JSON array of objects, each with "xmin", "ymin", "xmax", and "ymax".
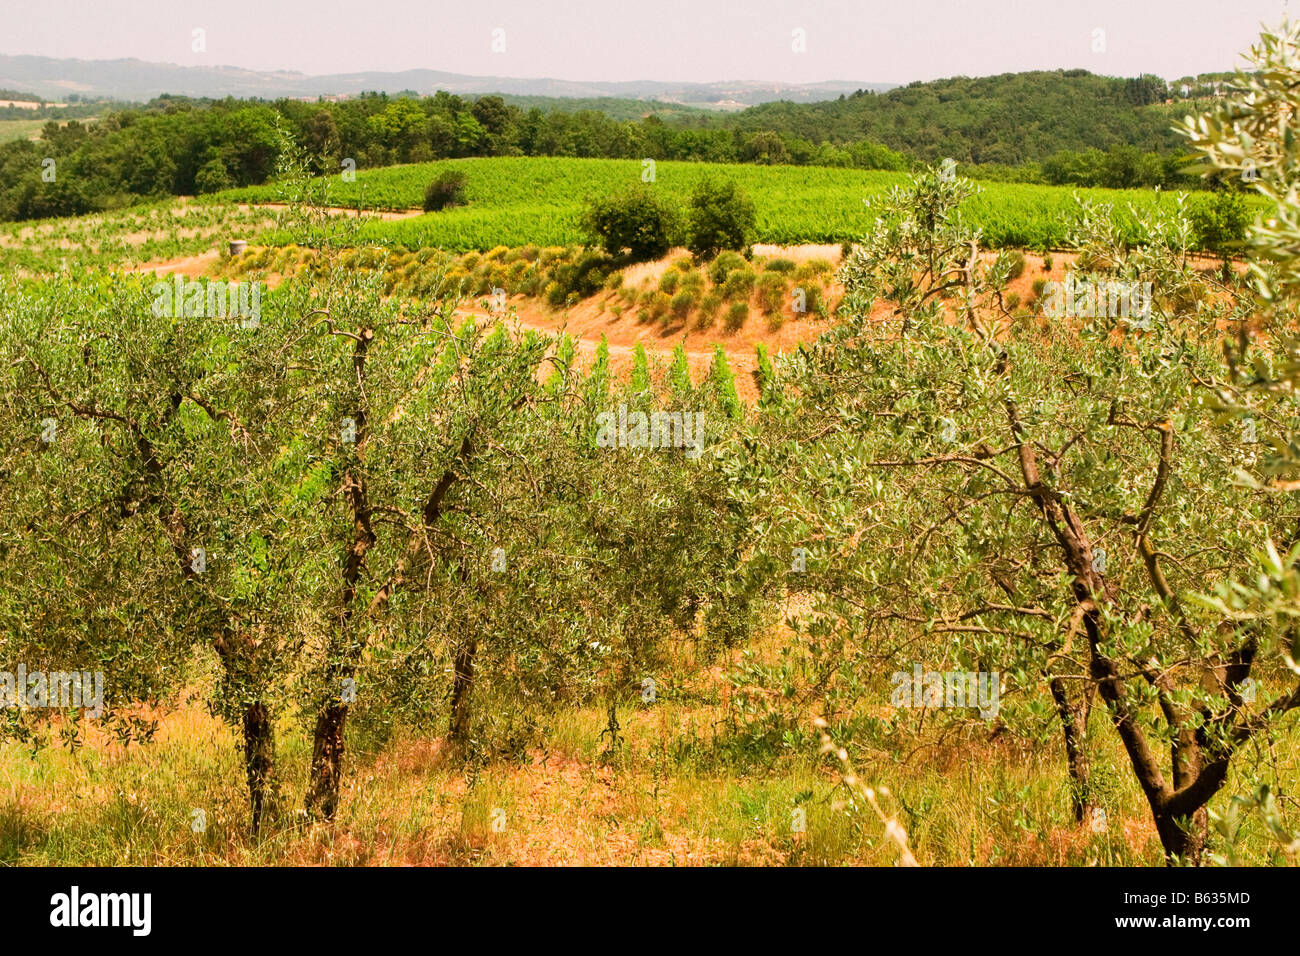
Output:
[
  {"xmin": 620, "ymin": 252, "xmax": 834, "ymax": 331},
  {"xmin": 227, "ymin": 241, "xmax": 595, "ymax": 302},
  {"xmin": 223, "ymin": 240, "xmax": 836, "ymax": 330}
]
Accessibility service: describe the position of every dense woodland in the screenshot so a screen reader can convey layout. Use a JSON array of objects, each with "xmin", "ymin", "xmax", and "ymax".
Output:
[{"xmin": 705, "ymin": 71, "xmax": 1177, "ymax": 160}]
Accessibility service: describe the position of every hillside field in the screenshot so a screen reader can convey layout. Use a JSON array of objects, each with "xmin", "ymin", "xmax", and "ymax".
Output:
[
  {"xmin": 0, "ymin": 119, "xmax": 48, "ymax": 144},
  {"xmin": 224, "ymin": 156, "xmax": 1264, "ymax": 253}
]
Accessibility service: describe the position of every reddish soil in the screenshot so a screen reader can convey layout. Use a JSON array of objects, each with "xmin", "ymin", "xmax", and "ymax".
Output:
[{"xmin": 121, "ymin": 243, "xmax": 1237, "ymax": 404}]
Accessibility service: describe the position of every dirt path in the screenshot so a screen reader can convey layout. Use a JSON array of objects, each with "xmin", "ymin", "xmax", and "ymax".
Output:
[
  {"xmin": 237, "ymin": 202, "xmax": 423, "ymax": 221},
  {"xmin": 123, "ymin": 250, "xmax": 222, "ymax": 277}
]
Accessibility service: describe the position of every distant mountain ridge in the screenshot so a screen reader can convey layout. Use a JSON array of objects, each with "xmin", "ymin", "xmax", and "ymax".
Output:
[{"xmin": 0, "ymin": 54, "xmax": 892, "ymax": 107}]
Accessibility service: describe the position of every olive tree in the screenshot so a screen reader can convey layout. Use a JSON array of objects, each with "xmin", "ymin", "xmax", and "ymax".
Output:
[{"xmin": 731, "ymin": 164, "xmax": 1290, "ymax": 863}]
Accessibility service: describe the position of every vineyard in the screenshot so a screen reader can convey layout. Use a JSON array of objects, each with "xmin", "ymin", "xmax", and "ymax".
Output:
[
  {"xmin": 0, "ymin": 199, "xmax": 276, "ymax": 274},
  {"xmin": 0, "ymin": 156, "xmax": 1259, "ymax": 281},
  {"xmin": 225, "ymin": 156, "xmax": 1266, "ymax": 253}
]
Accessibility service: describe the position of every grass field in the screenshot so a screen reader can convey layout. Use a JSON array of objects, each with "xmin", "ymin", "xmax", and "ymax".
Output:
[
  {"xmin": 225, "ymin": 156, "xmax": 1269, "ymax": 253},
  {"xmin": 5, "ymin": 638, "xmax": 1290, "ymax": 866},
  {"xmin": 0, "ymin": 119, "xmax": 49, "ymax": 144}
]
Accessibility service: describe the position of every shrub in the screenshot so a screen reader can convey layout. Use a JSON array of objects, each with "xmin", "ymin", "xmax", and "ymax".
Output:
[
  {"xmin": 604, "ymin": 271, "xmax": 624, "ymax": 291},
  {"xmin": 271, "ymin": 247, "xmax": 296, "ymax": 273},
  {"xmin": 517, "ymin": 272, "xmax": 544, "ymax": 297},
  {"xmin": 765, "ymin": 257, "xmax": 797, "ymax": 274},
  {"xmin": 722, "ymin": 267, "xmax": 757, "ymax": 300},
  {"xmin": 708, "ymin": 250, "xmax": 748, "ymax": 286},
  {"xmin": 679, "ymin": 270, "xmax": 706, "ymax": 295},
  {"xmin": 697, "ymin": 290, "xmax": 723, "ymax": 328},
  {"xmin": 724, "ymin": 300, "xmax": 749, "ymax": 331},
  {"xmin": 424, "ymin": 169, "xmax": 468, "ymax": 212},
  {"xmin": 792, "ymin": 283, "xmax": 825, "ymax": 318},
  {"xmin": 583, "ymin": 184, "xmax": 683, "ymax": 262},
  {"xmin": 549, "ymin": 249, "xmax": 615, "ymax": 301},
  {"xmin": 706, "ymin": 345, "xmax": 742, "ymax": 420},
  {"xmin": 659, "ymin": 271, "xmax": 680, "ymax": 295},
  {"xmin": 1187, "ymin": 190, "xmax": 1250, "ymax": 260},
  {"xmin": 195, "ymin": 158, "xmax": 233, "ymax": 195},
  {"xmin": 1031, "ymin": 277, "xmax": 1048, "ymax": 298},
  {"xmin": 671, "ymin": 289, "xmax": 697, "ymax": 319},
  {"xmin": 648, "ymin": 290, "xmax": 672, "ymax": 322},
  {"xmin": 687, "ymin": 178, "xmax": 757, "ymax": 259},
  {"xmin": 1043, "ymin": 254, "xmax": 1054, "ymax": 272},
  {"xmin": 1001, "ymin": 250, "xmax": 1026, "ymax": 281},
  {"xmin": 757, "ymin": 272, "xmax": 787, "ymax": 314},
  {"xmin": 1006, "ymin": 291, "xmax": 1022, "ymax": 310}
]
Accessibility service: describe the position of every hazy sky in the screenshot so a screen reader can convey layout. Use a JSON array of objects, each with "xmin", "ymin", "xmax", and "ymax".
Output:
[{"xmin": 0, "ymin": 0, "xmax": 1288, "ymax": 84}]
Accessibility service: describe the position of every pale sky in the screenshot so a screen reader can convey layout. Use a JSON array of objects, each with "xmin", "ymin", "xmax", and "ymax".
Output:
[{"xmin": 0, "ymin": 0, "xmax": 1287, "ymax": 84}]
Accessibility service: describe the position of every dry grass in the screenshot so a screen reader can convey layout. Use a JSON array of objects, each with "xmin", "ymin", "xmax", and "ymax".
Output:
[{"xmin": 2, "ymin": 632, "xmax": 1289, "ymax": 867}]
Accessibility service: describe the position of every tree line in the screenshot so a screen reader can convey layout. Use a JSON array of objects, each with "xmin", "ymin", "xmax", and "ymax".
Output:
[{"xmin": 0, "ymin": 66, "xmax": 1247, "ymax": 223}]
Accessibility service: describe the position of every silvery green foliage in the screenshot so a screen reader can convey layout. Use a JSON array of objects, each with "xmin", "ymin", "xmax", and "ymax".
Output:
[
  {"xmin": 0, "ymin": 132, "xmax": 761, "ymax": 823},
  {"xmin": 836, "ymin": 166, "xmax": 1015, "ymax": 336},
  {"xmin": 1180, "ymin": 21, "xmax": 1300, "ymax": 300},
  {"xmin": 1177, "ymin": 20, "xmax": 1300, "ymax": 490},
  {"xmin": 732, "ymin": 162, "xmax": 1295, "ymax": 861}
]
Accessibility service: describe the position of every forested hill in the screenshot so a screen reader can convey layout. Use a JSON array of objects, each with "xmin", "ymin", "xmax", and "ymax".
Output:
[
  {"xmin": 0, "ymin": 68, "xmax": 1237, "ymax": 222},
  {"xmin": 703, "ymin": 70, "xmax": 1183, "ymax": 165}
]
